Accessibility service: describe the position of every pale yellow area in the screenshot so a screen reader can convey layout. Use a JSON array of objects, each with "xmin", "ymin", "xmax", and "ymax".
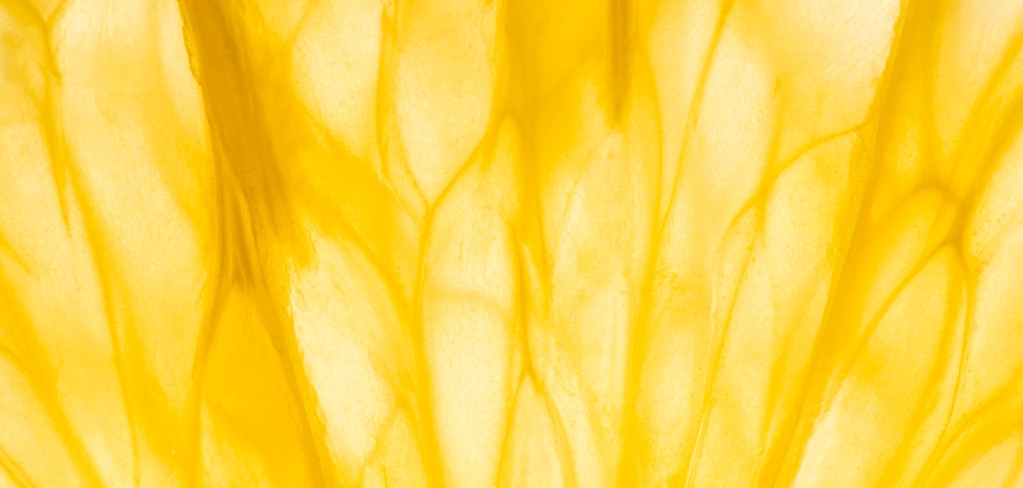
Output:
[{"xmin": 1, "ymin": 0, "xmax": 1023, "ymax": 486}]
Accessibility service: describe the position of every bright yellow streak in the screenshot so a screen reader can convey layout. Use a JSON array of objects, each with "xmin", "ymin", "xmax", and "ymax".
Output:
[{"xmin": 1, "ymin": 0, "xmax": 1023, "ymax": 486}]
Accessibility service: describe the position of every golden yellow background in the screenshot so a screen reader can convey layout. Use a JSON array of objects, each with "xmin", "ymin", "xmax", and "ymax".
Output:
[{"xmin": 1, "ymin": 0, "xmax": 1023, "ymax": 486}]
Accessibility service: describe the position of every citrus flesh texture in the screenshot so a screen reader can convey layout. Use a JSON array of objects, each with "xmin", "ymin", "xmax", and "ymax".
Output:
[{"xmin": 2, "ymin": 0, "xmax": 1023, "ymax": 486}]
